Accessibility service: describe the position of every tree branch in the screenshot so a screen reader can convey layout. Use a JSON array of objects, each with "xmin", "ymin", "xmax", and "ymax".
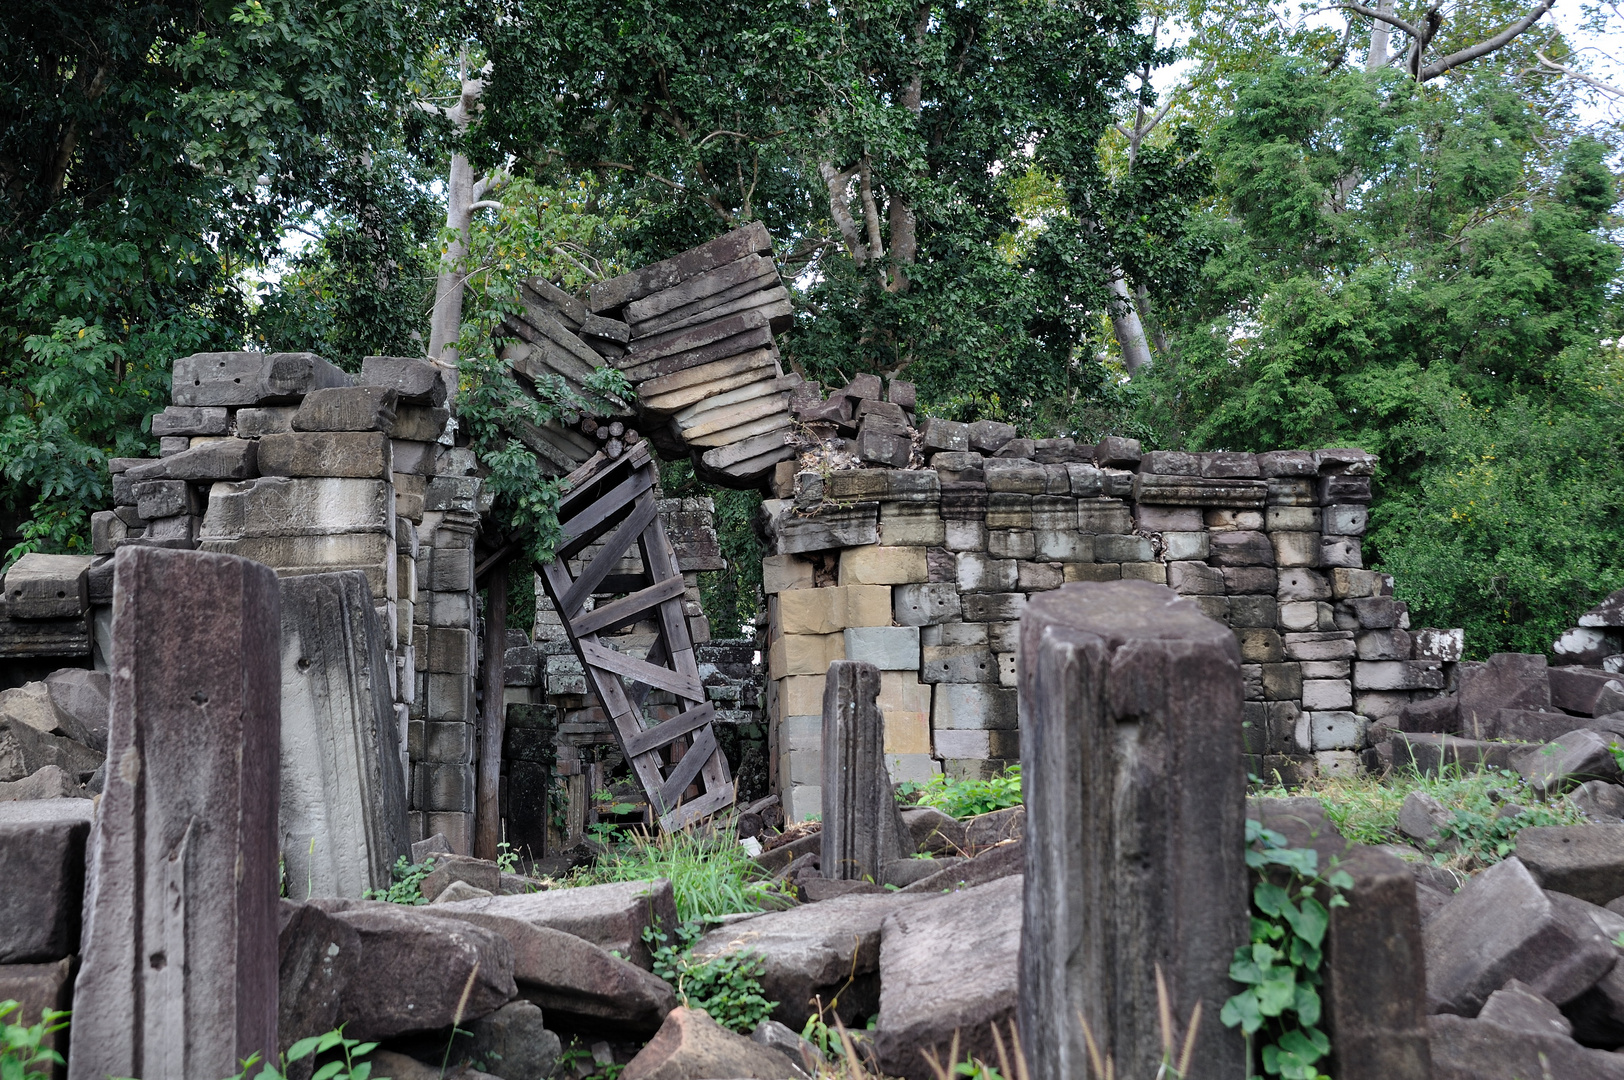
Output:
[
  {"xmin": 1535, "ymin": 49, "xmax": 1624, "ymax": 97},
  {"xmin": 1339, "ymin": 3, "xmax": 1423, "ymax": 41},
  {"xmin": 819, "ymin": 161, "xmax": 865, "ymax": 263},
  {"xmin": 1419, "ymin": 0, "xmax": 1554, "ymax": 80}
]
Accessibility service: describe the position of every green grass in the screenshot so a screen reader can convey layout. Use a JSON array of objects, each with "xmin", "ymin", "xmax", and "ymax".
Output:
[
  {"xmin": 568, "ymin": 828, "xmax": 793, "ymax": 923},
  {"xmin": 1255, "ymin": 765, "xmax": 1587, "ymax": 873}
]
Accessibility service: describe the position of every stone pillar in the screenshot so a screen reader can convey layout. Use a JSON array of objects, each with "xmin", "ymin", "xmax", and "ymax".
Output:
[
  {"xmin": 1018, "ymin": 579, "xmax": 1247, "ymax": 1080},
  {"xmin": 821, "ymin": 660, "xmax": 909, "ymax": 881},
  {"xmin": 70, "ymin": 547, "xmax": 281, "ymax": 1080},
  {"xmin": 278, "ymin": 570, "xmax": 410, "ymax": 900}
]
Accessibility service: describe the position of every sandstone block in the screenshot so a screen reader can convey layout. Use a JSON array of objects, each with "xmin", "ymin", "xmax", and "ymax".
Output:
[
  {"xmin": 203, "ymin": 477, "xmax": 394, "ymax": 539},
  {"xmin": 172, "ymin": 351, "xmax": 350, "ymax": 407},
  {"xmin": 3, "ymin": 554, "xmax": 91, "ymax": 619},
  {"xmin": 844, "ymin": 626, "xmax": 921, "ymax": 670},
  {"xmin": 360, "ymin": 355, "xmax": 452, "ymax": 407},
  {"xmin": 932, "ymin": 684, "xmax": 1019, "ymax": 731},
  {"xmin": 768, "ymin": 633, "xmax": 844, "ymax": 679},
  {"xmin": 258, "ymin": 431, "xmax": 391, "ymax": 480},
  {"xmin": 892, "ymin": 583, "xmax": 962, "ymax": 626},
  {"xmin": 839, "ymin": 546, "xmax": 928, "ymax": 586},
  {"xmin": 778, "ymin": 585, "xmax": 893, "ymax": 634},
  {"xmin": 1354, "ymin": 660, "xmax": 1444, "ymax": 691}
]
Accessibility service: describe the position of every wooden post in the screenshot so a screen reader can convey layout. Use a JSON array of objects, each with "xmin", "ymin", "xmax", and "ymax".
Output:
[
  {"xmin": 1018, "ymin": 579, "xmax": 1248, "ymax": 1080},
  {"xmin": 476, "ymin": 556, "xmax": 509, "ymax": 862}
]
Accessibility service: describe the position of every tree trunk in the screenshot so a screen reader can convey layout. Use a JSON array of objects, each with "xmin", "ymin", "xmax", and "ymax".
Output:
[
  {"xmin": 428, "ymin": 150, "xmax": 475, "ymax": 364},
  {"xmin": 1108, "ymin": 271, "xmax": 1153, "ymax": 376},
  {"xmin": 1367, "ymin": 0, "xmax": 1393, "ymax": 69}
]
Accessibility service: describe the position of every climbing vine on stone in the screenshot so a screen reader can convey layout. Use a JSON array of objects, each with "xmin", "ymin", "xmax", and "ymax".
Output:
[{"xmin": 1221, "ymin": 820, "xmax": 1353, "ymax": 1080}]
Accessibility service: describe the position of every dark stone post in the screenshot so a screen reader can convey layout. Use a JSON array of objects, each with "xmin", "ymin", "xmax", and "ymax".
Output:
[
  {"xmin": 70, "ymin": 547, "xmax": 281, "ymax": 1080},
  {"xmin": 1019, "ymin": 579, "xmax": 1248, "ymax": 1080},
  {"xmin": 821, "ymin": 660, "xmax": 909, "ymax": 880}
]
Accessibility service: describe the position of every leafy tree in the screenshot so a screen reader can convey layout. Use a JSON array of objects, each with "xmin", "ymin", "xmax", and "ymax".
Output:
[{"xmin": 0, "ymin": 0, "xmax": 440, "ymax": 561}]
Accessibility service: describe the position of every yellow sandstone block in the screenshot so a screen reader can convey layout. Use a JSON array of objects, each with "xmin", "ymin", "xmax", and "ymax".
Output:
[
  {"xmin": 777, "ymin": 585, "xmax": 893, "ymax": 634},
  {"xmin": 768, "ymin": 632, "xmax": 845, "ymax": 679},
  {"xmin": 838, "ymin": 545, "xmax": 929, "ymax": 586},
  {"xmin": 762, "ymin": 553, "xmax": 815, "ymax": 594},
  {"xmin": 884, "ymin": 712, "xmax": 932, "ymax": 755},
  {"xmin": 878, "ymin": 671, "xmax": 933, "ymax": 716},
  {"xmin": 780, "ymin": 674, "xmax": 828, "ymax": 716}
]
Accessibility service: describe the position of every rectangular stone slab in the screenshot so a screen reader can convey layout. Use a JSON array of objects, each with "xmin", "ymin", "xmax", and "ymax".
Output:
[
  {"xmin": 69, "ymin": 547, "xmax": 281, "ymax": 1080},
  {"xmin": 172, "ymin": 351, "xmax": 350, "ymax": 407},
  {"xmin": 0, "ymin": 801, "xmax": 92, "ymax": 963},
  {"xmin": 278, "ymin": 571, "xmax": 410, "ymax": 900},
  {"xmin": 1018, "ymin": 579, "xmax": 1247, "ymax": 1080}
]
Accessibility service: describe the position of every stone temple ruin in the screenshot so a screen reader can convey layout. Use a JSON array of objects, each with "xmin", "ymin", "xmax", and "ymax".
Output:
[{"xmin": 4, "ymin": 221, "xmax": 1624, "ymax": 1078}]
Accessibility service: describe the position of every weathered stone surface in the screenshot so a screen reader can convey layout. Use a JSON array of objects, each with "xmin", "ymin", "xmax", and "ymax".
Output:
[
  {"xmin": 1323, "ymin": 845, "xmax": 1433, "ymax": 1080},
  {"xmin": 294, "ymin": 386, "xmax": 399, "ymax": 434},
  {"xmin": 279, "ymin": 571, "xmax": 409, "ymax": 899},
  {"xmin": 1572, "ymin": 780, "xmax": 1624, "ymax": 822},
  {"xmin": 1516, "ymin": 728, "xmax": 1623, "ymax": 797},
  {"xmin": 361, "ymin": 355, "xmax": 452, "ymax": 407},
  {"xmin": 1208, "ymin": 529, "xmax": 1273, "ymax": 566},
  {"xmin": 258, "ymin": 431, "xmax": 392, "ymax": 480},
  {"xmin": 1423, "ymin": 856, "xmax": 1615, "ymax": 1016},
  {"xmin": 0, "ymin": 713, "xmax": 103, "ymax": 784},
  {"xmin": 691, "ymin": 892, "xmax": 923, "ymax": 1027},
  {"xmin": 1019, "ymin": 581, "xmax": 1247, "ymax": 1080},
  {"xmin": 897, "ymin": 837, "xmax": 1022, "ymax": 894},
  {"xmin": 308, "ymin": 899, "xmax": 516, "ymax": 1039},
  {"xmin": 0, "ymin": 800, "xmax": 91, "ymax": 962},
  {"xmin": 1550, "ymin": 666, "xmax": 1624, "ymax": 716},
  {"xmin": 125, "ymin": 438, "xmax": 257, "ymax": 483},
  {"xmin": 822, "ymin": 662, "xmax": 911, "ymax": 882},
  {"xmin": 1517, "ymin": 825, "xmax": 1624, "ymax": 905},
  {"xmin": 1428, "ymin": 1010, "xmax": 1624, "ymax": 1079},
  {"xmin": 172, "ymin": 351, "xmax": 352, "ymax": 406},
  {"xmin": 0, "ymin": 763, "xmax": 86, "ymax": 800},
  {"xmin": 277, "ymin": 900, "xmax": 363, "ymax": 1073},
  {"xmin": 622, "ymin": 1007, "xmax": 801, "ymax": 1080},
  {"xmin": 460, "ymin": 1000, "xmax": 561, "ymax": 1080},
  {"xmin": 3, "ymin": 554, "xmax": 91, "ymax": 619},
  {"xmin": 875, "ymin": 875, "xmax": 1021, "ymax": 1080},
  {"xmin": 204, "ymin": 477, "xmax": 395, "ymax": 542},
  {"xmin": 70, "ymin": 547, "xmax": 282, "ymax": 1080},
  {"xmin": 151, "ymin": 405, "xmax": 231, "ymax": 437},
  {"xmin": 1457, "ymin": 653, "xmax": 1551, "ymax": 731},
  {"xmin": 434, "ymin": 879, "xmax": 679, "ymax": 970},
  {"xmin": 419, "ymin": 855, "xmax": 501, "ymax": 902},
  {"xmin": 0, "ymin": 957, "xmax": 73, "ymax": 1065},
  {"xmin": 1390, "ymin": 732, "xmax": 1525, "ymax": 775},
  {"xmin": 418, "ymin": 907, "xmax": 677, "ymax": 1034},
  {"xmin": 368, "ymin": 1051, "xmax": 497, "ymax": 1080}
]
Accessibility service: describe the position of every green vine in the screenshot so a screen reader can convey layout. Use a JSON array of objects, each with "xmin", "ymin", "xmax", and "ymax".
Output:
[
  {"xmin": 362, "ymin": 855, "xmax": 436, "ymax": 905},
  {"xmin": 1221, "ymin": 820, "xmax": 1352, "ymax": 1080}
]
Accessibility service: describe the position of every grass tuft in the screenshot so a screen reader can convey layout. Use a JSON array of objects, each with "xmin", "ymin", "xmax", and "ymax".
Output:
[{"xmin": 568, "ymin": 827, "xmax": 793, "ymax": 923}]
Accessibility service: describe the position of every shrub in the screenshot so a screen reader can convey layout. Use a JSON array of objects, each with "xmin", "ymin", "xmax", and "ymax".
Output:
[
  {"xmin": 646, "ymin": 923, "xmax": 776, "ymax": 1034},
  {"xmin": 897, "ymin": 766, "xmax": 1022, "ymax": 819},
  {"xmin": 570, "ymin": 828, "xmax": 792, "ymax": 922}
]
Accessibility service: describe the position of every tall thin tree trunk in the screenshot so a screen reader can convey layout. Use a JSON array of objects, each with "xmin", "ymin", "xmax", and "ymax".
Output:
[
  {"xmin": 1367, "ymin": 0, "xmax": 1393, "ymax": 69},
  {"xmin": 1108, "ymin": 271, "xmax": 1153, "ymax": 376},
  {"xmin": 428, "ymin": 150, "xmax": 475, "ymax": 364},
  {"xmin": 1135, "ymin": 282, "xmax": 1168, "ymax": 356}
]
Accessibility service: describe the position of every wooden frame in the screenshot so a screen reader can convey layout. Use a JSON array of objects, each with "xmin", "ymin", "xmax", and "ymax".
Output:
[{"xmin": 535, "ymin": 442, "xmax": 735, "ymax": 830}]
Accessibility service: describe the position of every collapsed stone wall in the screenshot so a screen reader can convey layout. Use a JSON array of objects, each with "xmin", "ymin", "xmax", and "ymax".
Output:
[{"xmin": 758, "ymin": 403, "xmax": 1465, "ymax": 820}]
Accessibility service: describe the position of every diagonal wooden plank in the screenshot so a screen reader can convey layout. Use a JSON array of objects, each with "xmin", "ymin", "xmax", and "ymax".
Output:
[
  {"xmin": 624, "ymin": 701, "xmax": 717, "ymax": 758},
  {"xmin": 627, "ymin": 631, "xmax": 668, "ymax": 710},
  {"xmin": 655, "ymin": 726, "xmax": 718, "ymax": 812},
  {"xmin": 571, "ymin": 576, "xmax": 685, "ymax": 638},
  {"xmin": 660, "ymin": 779, "xmax": 735, "ymax": 832},
  {"xmin": 559, "ymin": 468, "xmax": 656, "ymax": 557},
  {"xmin": 580, "ymin": 639, "xmax": 704, "ymax": 701},
  {"xmin": 560, "ymin": 497, "xmax": 658, "ymax": 615}
]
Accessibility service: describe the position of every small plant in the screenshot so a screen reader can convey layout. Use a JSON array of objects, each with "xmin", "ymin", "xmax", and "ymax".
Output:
[
  {"xmin": 363, "ymin": 855, "xmax": 436, "ymax": 905},
  {"xmin": 896, "ymin": 766, "xmax": 1022, "ymax": 819},
  {"xmin": 556, "ymin": 1041, "xmax": 626, "ymax": 1080},
  {"xmin": 495, "ymin": 837, "xmax": 520, "ymax": 876},
  {"xmin": 1220, "ymin": 821, "xmax": 1352, "ymax": 1080},
  {"xmin": 646, "ymin": 923, "xmax": 776, "ymax": 1034},
  {"xmin": 0, "ymin": 1000, "xmax": 68, "ymax": 1080},
  {"xmin": 222, "ymin": 1026, "xmax": 380, "ymax": 1080}
]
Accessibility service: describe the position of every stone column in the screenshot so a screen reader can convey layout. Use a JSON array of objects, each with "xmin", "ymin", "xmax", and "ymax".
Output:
[
  {"xmin": 821, "ymin": 660, "xmax": 909, "ymax": 881},
  {"xmin": 279, "ymin": 570, "xmax": 410, "ymax": 900},
  {"xmin": 70, "ymin": 547, "xmax": 281, "ymax": 1080},
  {"xmin": 1019, "ymin": 579, "xmax": 1247, "ymax": 1080}
]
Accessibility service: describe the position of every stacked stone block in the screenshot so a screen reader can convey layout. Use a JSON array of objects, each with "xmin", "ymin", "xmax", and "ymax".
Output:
[
  {"xmin": 760, "ymin": 431, "xmax": 1463, "ymax": 818},
  {"xmin": 84, "ymin": 351, "xmax": 487, "ymax": 852}
]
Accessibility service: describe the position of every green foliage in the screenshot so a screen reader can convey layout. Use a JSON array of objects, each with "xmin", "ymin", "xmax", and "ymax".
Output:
[
  {"xmin": 224, "ymin": 1026, "xmax": 381, "ymax": 1080},
  {"xmin": 897, "ymin": 766, "xmax": 1023, "ymax": 819},
  {"xmin": 1221, "ymin": 821, "xmax": 1352, "ymax": 1080},
  {"xmin": 569, "ymin": 829, "xmax": 792, "ymax": 923},
  {"xmin": 647, "ymin": 922, "xmax": 776, "ymax": 1035},
  {"xmin": 659, "ymin": 460, "xmax": 763, "ymax": 638},
  {"xmin": 556, "ymin": 1041, "xmax": 625, "ymax": 1080},
  {"xmin": 363, "ymin": 855, "xmax": 435, "ymax": 905},
  {"xmin": 0, "ymin": 1001, "xmax": 67, "ymax": 1080}
]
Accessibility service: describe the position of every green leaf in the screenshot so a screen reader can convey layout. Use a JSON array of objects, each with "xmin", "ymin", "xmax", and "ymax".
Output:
[
  {"xmin": 1284, "ymin": 897, "xmax": 1329, "ymax": 951},
  {"xmin": 287, "ymin": 1037, "xmax": 323, "ymax": 1062},
  {"xmin": 1254, "ymin": 880, "xmax": 1290, "ymax": 917},
  {"xmin": 311, "ymin": 1062, "xmax": 346, "ymax": 1080}
]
